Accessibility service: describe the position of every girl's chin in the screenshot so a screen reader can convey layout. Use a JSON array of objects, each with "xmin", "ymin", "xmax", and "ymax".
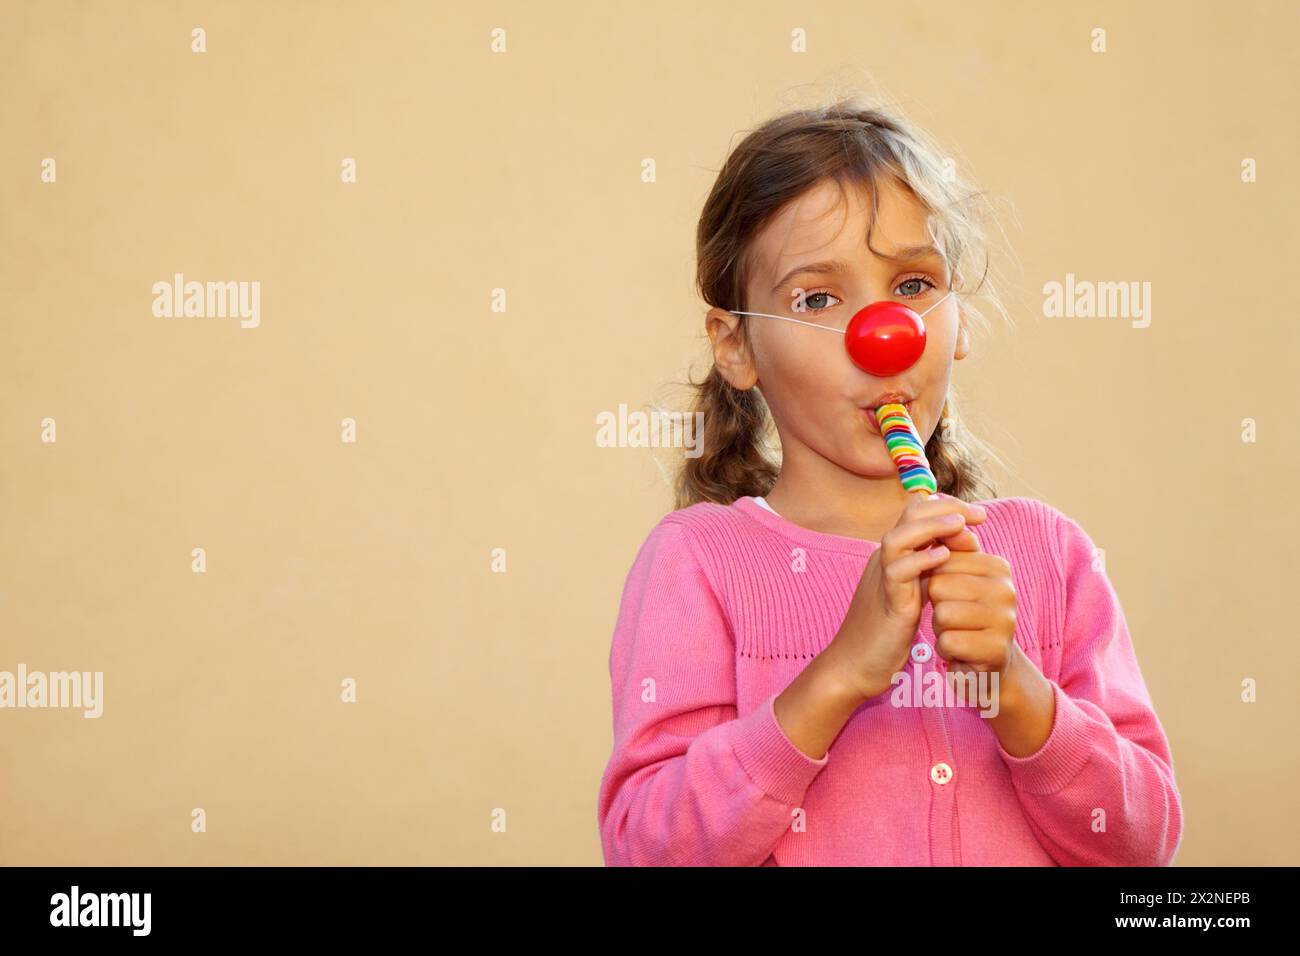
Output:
[{"xmin": 851, "ymin": 438, "xmax": 901, "ymax": 472}]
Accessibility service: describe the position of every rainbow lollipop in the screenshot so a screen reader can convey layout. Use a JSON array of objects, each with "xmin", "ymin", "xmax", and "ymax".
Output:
[{"xmin": 875, "ymin": 403, "xmax": 937, "ymax": 495}]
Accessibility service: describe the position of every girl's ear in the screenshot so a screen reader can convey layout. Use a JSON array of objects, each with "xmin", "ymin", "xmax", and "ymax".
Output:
[
  {"xmin": 706, "ymin": 307, "xmax": 759, "ymax": 389},
  {"xmin": 954, "ymin": 314, "xmax": 971, "ymax": 360}
]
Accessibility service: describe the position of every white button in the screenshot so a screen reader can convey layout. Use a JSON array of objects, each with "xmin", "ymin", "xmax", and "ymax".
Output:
[
  {"xmin": 930, "ymin": 762, "xmax": 953, "ymax": 785},
  {"xmin": 910, "ymin": 643, "xmax": 932, "ymax": 663}
]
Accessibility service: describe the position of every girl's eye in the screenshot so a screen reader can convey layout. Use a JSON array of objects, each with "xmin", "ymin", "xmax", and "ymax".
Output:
[
  {"xmin": 795, "ymin": 290, "xmax": 842, "ymax": 313},
  {"xmin": 895, "ymin": 275, "xmax": 938, "ymax": 298}
]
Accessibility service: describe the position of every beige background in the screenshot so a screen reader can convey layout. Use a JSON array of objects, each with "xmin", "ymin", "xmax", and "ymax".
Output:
[{"xmin": 1, "ymin": 0, "xmax": 1296, "ymax": 865}]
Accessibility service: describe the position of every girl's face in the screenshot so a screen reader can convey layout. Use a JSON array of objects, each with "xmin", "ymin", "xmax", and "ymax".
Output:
[{"xmin": 708, "ymin": 176, "xmax": 969, "ymax": 487}]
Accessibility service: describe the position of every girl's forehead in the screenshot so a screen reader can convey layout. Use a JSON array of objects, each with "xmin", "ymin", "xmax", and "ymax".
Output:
[{"xmin": 750, "ymin": 179, "xmax": 940, "ymax": 289}]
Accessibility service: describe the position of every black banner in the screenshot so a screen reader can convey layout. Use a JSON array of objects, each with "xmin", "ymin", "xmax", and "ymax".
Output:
[{"xmin": 0, "ymin": 866, "xmax": 1280, "ymax": 941}]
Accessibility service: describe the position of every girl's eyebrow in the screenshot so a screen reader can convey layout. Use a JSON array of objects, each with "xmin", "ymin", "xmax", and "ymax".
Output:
[
  {"xmin": 877, "ymin": 242, "xmax": 945, "ymax": 264},
  {"xmin": 769, "ymin": 244, "xmax": 946, "ymax": 293},
  {"xmin": 769, "ymin": 258, "xmax": 849, "ymax": 294}
]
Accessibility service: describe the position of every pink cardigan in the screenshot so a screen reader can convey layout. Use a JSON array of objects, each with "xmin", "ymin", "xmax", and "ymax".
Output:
[{"xmin": 597, "ymin": 495, "xmax": 1182, "ymax": 866}]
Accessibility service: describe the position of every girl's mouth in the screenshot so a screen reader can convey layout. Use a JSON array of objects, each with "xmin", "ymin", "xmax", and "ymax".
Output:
[{"xmin": 863, "ymin": 400, "xmax": 916, "ymax": 435}]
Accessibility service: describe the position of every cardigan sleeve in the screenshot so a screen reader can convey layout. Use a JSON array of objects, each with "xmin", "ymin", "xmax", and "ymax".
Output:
[
  {"xmin": 596, "ymin": 517, "xmax": 830, "ymax": 866},
  {"xmin": 994, "ymin": 505, "xmax": 1184, "ymax": 866}
]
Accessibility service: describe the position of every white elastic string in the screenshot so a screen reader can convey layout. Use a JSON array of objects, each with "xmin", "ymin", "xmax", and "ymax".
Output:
[
  {"xmin": 731, "ymin": 289, "xmax": 955, "ymax": 335},
  {"xmin": 728, "ymin": 310, "xmax": 844, "ymax": 333}
]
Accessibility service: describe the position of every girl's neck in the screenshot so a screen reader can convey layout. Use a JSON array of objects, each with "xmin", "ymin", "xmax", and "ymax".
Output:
[{"xmin": 763, "ymin": 472, "xmax": 913, "ymax": 543}]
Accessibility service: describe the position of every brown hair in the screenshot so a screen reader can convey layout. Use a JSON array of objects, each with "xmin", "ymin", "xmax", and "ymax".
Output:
[{"xmin": 675, "ymin": 98, "xmax": 1007, "ymax": 508}]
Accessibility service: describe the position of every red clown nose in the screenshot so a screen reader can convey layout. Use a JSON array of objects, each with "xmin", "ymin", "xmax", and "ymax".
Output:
[{"xmin": 843, "ymin": 301, "xmax": 927, "ymax": 376}]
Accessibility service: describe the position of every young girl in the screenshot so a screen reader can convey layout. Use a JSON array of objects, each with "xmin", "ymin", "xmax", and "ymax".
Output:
[{"xmin": 596, "ymin": 100, "xmax": 1183, "ymax": 866}]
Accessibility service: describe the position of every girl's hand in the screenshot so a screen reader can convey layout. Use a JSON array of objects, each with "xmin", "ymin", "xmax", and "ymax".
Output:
[
  {"xmin": 928, "ymin": 550, "xmax": 1060, "ymax": 756},
  {"xmin": 928, "ymin": 550, "xmax": 1019, "ymax": 689},
  {"xmin": 826, "ymin": 494, "xmax": 988, "ymax": 703}
]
